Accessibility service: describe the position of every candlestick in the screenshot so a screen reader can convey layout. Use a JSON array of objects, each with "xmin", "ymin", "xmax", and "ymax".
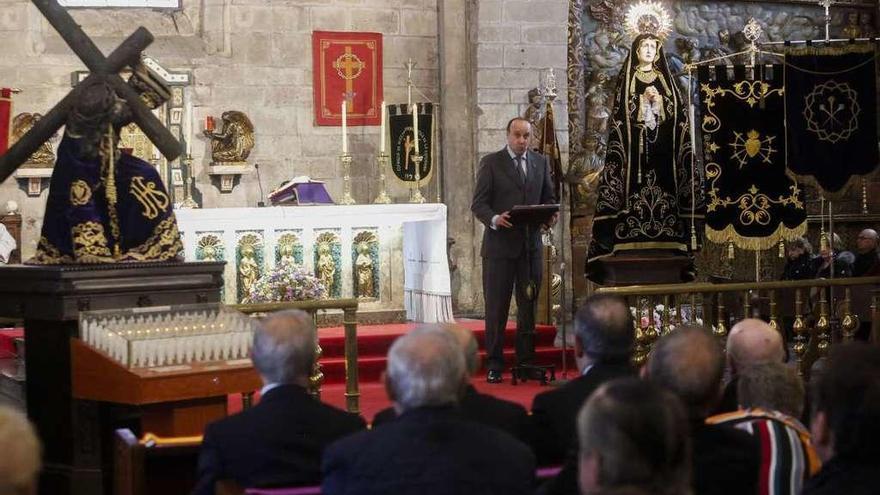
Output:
[
  {"xmin": 412, "ymin": 103, "xmax": 419, "ymax": 155},
  {"xmin": 374, "ymin": 152, "xmax": 392, "ymax": 204},
  {"xmin": 379, "ymin": 101, "xmax": 387, "ymax": 154},
  {"xmin": 341, "ymin": 100, "xmax": 348, "ymax": 154},
  {"xmin": 410, "ymin": 154, "xmax": 426, "ymax": 204},
  {"xmin": 339, "ymin": 153, "xmax": 355, "ymax": 205}
]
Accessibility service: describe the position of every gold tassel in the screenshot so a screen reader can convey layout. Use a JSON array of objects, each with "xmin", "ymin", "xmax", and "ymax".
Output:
[
  {"xmin": 103, "ymin": 123, "xmax": 121, "ymax": 259},
  {"xmin": 779, "ymin": 239, "xmax": 785, "ymax": 258},
  {"xmin": 728, "ymin": 241, "xmax": 735, "ymax": 260}
]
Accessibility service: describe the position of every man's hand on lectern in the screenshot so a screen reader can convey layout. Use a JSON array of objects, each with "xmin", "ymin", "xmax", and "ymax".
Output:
[{"xmin": 497, "ymin": 211, "xmax": 513, "ymax": 228}]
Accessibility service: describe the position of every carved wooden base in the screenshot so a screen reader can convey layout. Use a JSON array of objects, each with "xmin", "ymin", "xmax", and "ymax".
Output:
[{"xmin": 591, "ymin": 251, "xmax": 694, "ymax": 287}]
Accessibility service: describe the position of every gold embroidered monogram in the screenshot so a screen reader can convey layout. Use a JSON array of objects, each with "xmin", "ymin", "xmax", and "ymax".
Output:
[
  {"xmin": 129, "ymin": 176, "xmax": 170, "ymax": 220},
  {"xmin": 70, "ymin": 180, "xmax": 92, "ymax": 206}
]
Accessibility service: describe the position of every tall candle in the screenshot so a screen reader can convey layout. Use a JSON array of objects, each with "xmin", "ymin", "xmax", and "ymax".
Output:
[
  {"xmin": 380, "ymin": 101, "xmax": 387, "ymax": 154},
  {"xmin": 412, "ymin": 103, "xmax": 419, "ymax": 155},
  {"xmin": 341, "ymin": 100, "xmax": 348, "ymax": 154}
]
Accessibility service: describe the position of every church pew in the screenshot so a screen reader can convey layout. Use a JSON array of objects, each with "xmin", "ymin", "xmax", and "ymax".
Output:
[{"xmin": 114, "ymin": 428, "xmax": 200, "ymax": 495}]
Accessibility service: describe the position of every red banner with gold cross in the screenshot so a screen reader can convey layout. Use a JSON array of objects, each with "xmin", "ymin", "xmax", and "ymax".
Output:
[
  {"xmin": 312, "ymin": 31, "xmax": 383, "ymax": 126},
  {"xmin": 0, "ymin": 88, "xmax": 13, "ymax": 153}
]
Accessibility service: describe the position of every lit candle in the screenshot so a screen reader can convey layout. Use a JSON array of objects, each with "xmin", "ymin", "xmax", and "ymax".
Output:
[
  {"xmin": 341, "ymin": 100, "xmax": 348, "ymax": 154},
  {"xmin": 412, "ymin": 103, "xmax": 419, "ymax": 155},
  {"xmin": 205, "ymin": 116, "xmax": 214, "ymax": 132},
  {"xmin": 379, "ymin": 101, "xmax": 386, "ymax": 154}
]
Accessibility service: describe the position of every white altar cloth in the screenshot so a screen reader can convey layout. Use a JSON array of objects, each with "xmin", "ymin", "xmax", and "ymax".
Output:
[{"xmin": 174, "ymin": 204, "xmax": 453, "ymax": 323}]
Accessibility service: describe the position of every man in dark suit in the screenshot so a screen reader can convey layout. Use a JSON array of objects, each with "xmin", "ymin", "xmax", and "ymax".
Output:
[
  {"xmin": 531, "ymin": 294, "xmax": 635, "ymax": 465},
  {"xmin": 372, "ymin": 324, "xmax": 529, "ymax": 442},
  {"xmin": 193, "ymin": 310, "xmax": 365, "ymax": 495},
  {"xmin": 322, "ymin": 325, "xmax": 535, "ymax": 495},
  {"xmin": 647, "ymin": 326, "xmax": 760, "ymax": 495},
  {"xmin": 471, "ymin": 117, "xmax": 557, "ymax": 383}
]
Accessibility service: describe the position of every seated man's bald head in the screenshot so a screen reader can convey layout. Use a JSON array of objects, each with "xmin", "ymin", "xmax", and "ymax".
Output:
[{"xmin": 727, "ymin": 319, "xmax": 785, "ymax": 373}]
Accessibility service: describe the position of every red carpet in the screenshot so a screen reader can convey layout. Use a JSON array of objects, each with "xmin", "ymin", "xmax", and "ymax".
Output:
[{"xmin": 0, "ymin": 328, "xmax": 22, "ymax": 359}]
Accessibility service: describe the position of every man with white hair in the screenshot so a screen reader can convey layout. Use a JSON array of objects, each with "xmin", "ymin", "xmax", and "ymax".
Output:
[
  {"xmin": 0, "ymin": 405, "xmax": 41, "ymax": 495},
  {"xmin": 322, "ymin": 325, "xmax": 535, "ymax": 495},
  {"xmin": 371, "ymin": 324, "xmax": 529, "ymax": 441},
  {"xmin": 194, "ymin": 310, "xmax": 365, "ymax": 495},
  {"xmin": 715, "ymin": 318, "xmax": 785, "ymax": 414}
]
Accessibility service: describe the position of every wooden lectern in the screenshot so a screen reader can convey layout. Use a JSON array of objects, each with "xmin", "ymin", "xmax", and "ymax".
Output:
[{"xmin": 0, "ymin": 262, "xmax": 256, "ymax": 495}]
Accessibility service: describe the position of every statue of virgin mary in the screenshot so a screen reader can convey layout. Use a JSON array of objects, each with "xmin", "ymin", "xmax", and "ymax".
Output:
[{"xmin": 587, "ymin": 10, "xmax": 703, "ymax": 282}]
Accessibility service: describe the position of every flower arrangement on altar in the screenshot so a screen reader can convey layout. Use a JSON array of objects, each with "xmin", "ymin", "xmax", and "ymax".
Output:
[
  {"xmin": 630, "ymin": 304, "xmax": 705, "ymax": 332},
  {"xmin": 242, "ymin": 262, "xmax": 326, "ymax": 303}
]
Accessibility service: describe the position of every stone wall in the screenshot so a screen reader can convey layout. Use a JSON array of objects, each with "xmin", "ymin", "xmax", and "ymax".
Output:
[{"xmin": 0, "ymin": 0, "xmax": 440, "ymax": 260}]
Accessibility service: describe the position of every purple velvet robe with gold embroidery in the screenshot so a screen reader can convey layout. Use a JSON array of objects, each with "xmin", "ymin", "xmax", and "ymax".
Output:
[{"xmin": 29, "ymin": 135, "xmax": 182, "ymax": 264}]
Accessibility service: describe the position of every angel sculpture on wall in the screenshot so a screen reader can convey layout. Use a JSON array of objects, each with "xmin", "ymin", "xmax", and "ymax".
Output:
[{"xmin": 203, "ymin": 110, "xmax": 255, "ymax": 163}]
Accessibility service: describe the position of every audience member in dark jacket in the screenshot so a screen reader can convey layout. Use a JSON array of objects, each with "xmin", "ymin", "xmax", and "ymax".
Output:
[
  {"xmin": 193, "ymin": 310, "xmax": 365, "ymax": 495},
  {"xmin": 646, "ymin": 326, "xmax": 760, "ymax": 495},
  {"xmin": 531, "ymin": 294, "xmax": 635, "ymax": 465},
  {"xmin": 371, "ymin": 324, "xmax": 529, "ymax": 443},
  {"xmin": 802, "ymin": 343, "xmax": 880, "ymax": 495},
  {"xmin": 323, "ymin": 326, "xmax": 535, "ymax": 495},
  {"xmin": 851, "ymin": 228, "xmax": 880, "ymax": 277},
  {"xmin": 781, "ymin": 237, "xmax": 814, "ymax": 280}
]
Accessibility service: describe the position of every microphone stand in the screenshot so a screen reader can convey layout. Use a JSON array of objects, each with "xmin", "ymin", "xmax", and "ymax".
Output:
[{"xmin": 255, "ymin": 162, "xmax": 266, "ymax": 207}]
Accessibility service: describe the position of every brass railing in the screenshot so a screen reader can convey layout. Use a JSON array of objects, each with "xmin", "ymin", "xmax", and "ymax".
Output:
[
  {"xmin": 596, "ymin": 277, "xmax": 880, "ymax": 380},
  {"xmin": 231, "ymin": 298, "xmax": 360, "ymax": 413}
]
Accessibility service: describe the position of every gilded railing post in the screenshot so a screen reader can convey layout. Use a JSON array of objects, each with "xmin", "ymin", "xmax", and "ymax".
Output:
[
  {"xmin": 840, "ymin": 287, "xmax": 859, "ymax": 342},
  {"xmin": 715, "ymin": 293, "xmax": 727, "ymax": 346},
  {"xmin": 769, "ymin": 290, "xmax": 779, "ymax": 333},
  {"xmin": 793, "ymin": 288, "xmax": 807, "ymax": 377},
  {"xmin": 743, "ymin": 290, "xmax": 751, "ymax": 320},
  {"xmin": 816, "ymin": 287, "xmax": 831, "ymax": 357},
  {"xmin": 662, "ymin": 295, "xmax": 672, "ymax": 335},
  {"xmin": 343, "ymin": 306, "xmax": 360, "ymax": 414}
]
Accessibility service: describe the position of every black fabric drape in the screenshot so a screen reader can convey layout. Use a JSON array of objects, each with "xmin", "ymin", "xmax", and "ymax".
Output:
[{"xmin": 697, "ymin": 64, "xmax": 807, "ymax": 249}]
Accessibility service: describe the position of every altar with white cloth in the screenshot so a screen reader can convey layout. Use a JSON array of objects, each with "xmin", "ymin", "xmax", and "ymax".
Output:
[{"xmin": 174, "ymin": 203, "xmax": 453, "ymax": 323}]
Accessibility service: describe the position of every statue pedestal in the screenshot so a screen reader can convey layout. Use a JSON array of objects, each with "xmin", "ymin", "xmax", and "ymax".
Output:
[
  {"xmin": 592, "ymin": 251, "xmax": 693, "ymax": 287},
  {"xmin": 208, "ymin": 162, "xmax": 252, "ymax": 193},
  {"xmin": 0, "ymin": 262, "xmax": 225, "ymax": 495},
  {"xmin": 14, "ymin": 166, "xmax": 53, "ymax": 196}
]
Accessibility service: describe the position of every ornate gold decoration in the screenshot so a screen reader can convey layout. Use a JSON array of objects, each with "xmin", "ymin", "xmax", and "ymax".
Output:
[
  {"xmin": 237, "ymin": 234, "xmax": 262, "ymax": 302},
  {"xmin": 730, "ymin": 130, "xmax": 777, "ymax": 168},
  {"xmin": 204, "ymin": 111, "xmax": 255, "ymax": 163},
  {"xmin": 72, "ymin": 221, "xmax": 114, "ymax": 262},
  {"xmin": 70, "ymin": 180, "xmax": 92, "ymax": 206},
  {"xmin": 129, "ymin": 176, "xmax": 171, "ymax": 220},
  {"xmin": 614, "ymin": 171, "xmax": 680, "ymax": 240},
  {"xmin": 119, "ymin": 122, "xmax": 155, "ymax": 163},
  {"xmin": 353, "ymin": 231, "xmax": 378, "ymax": 299},
  {"xmin": 277, "ymin": 232, "xmax": 301, "ymax": 266},
  {"xmin": 11, "ymin": 113, "xmax": 55, "ymax": 167},
  {"xmin": 624, "ymin": 1, "xmax": 672, "ymax": 41},
  {"xmin": 633, "ymin": 68, "xmax": 659, "ymax": 85},
  {"xmin": 316, "ymin": 232, "xmax": 339, "ymax": 298},
  {"xmin": 803, "ymin": 80, "xmax": 860, "ymax": 144},
  {"xmin": 122, "ymin": 217, "xmax": 183, "ymax": 262},
  {"xmin": 197, "ymin": 234, "xmax": 223, "ymax": 262}
]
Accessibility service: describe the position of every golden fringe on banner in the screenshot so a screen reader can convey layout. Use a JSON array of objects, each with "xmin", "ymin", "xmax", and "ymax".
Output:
[
  {"xmin": 785, "ymin": 167, "xmax": 879, "ymax": 202},
  {"xmin": 705, "ymin": 221, "xmax": 807, "ymax": 251}
]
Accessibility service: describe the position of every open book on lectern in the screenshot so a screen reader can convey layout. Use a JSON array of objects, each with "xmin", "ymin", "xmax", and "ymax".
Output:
[{"xmin": 508, "ymin": 204, "xmax": 560, "ymax": 226}]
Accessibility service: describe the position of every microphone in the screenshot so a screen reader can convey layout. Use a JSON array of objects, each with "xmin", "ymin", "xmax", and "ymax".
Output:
[{"xmin": 255, "ymin": 162, "xmax": 266, "ymax": 207}]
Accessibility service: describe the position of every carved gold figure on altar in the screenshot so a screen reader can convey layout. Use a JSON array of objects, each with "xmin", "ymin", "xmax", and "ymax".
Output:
[
  {"xmin": 354, "ymin": 241, "xmax": 374, "ymax": 298},
  {"xmin": 278, "ymin": 242, "xmax": 297, "ymax": 267},
  {"xmin": 203, "ymin": 111, "xmax": 255, "ymax": 163},
  {"xmin": 11, "ymin": 113, "xmax": 55, "ymax": 167},
  {"xmin": 316, "ymin": 243, "xmax": 336, "ymax": 297},
  {"xmin": 587, "ymin": 1, "xmax": 701, "ymax": 281},
  {"xmin": 238, "ymin": 244, "xmax": 260, "ymax": 297}
]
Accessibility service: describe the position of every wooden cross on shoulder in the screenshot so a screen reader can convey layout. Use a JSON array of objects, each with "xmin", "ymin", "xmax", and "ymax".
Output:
[{"xmin": 0, "ymin": 0, "xmax": 181, "ymax": 184}]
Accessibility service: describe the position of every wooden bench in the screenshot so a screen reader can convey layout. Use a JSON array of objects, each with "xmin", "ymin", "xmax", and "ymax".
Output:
[{"xmin": 114, "ymin": 428, "xmax": 201, "ymax": 495}]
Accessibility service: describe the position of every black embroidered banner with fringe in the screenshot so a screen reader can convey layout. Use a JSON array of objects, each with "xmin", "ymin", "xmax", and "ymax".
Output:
[
  {"xmin": 697, "ymin": 64, "xmax": 806, "ymax": 250},
  {"xmin": 784, "ymin": 45, "xmax": 879, "ymax": 198},
  {"xmin": 388, "ymin": 102, "xmax": 434, "ymax": 183}
]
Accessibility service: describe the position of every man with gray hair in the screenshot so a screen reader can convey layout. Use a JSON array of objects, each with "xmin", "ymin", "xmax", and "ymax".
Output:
[
  {"xmin": 646, "ymin": 326, "xmax": 759, "ymax": 495},
  {"xmin": 531, "ymin": 294, "xmax": 636, "ymax": 464},
  {"xmin": 715, "ymin": 318, "xmax": 786, "ymax": 414},
  {"xmin": 322, "ymin": 325, "xmax": 535, "ymax": 495},
  {"xmin": 194, "ymin": 310, "xmax": 365, "ymax": 495},
  {"xmin": 372, "ymin": 324, "xmax": 529, "ymax": 441},
  {"xmin": 0, "ymin": 405, "xmax": 41, "ymax": 495}
]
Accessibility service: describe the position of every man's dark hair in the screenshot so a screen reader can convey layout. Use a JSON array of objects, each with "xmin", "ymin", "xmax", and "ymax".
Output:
[
  {"xmin": 578, "ymin": 378, "xmax": 691, "ymax": 495},
  {"xmin": 647, "ymin": 325, "xmax": 724, "ymax": 419},
  {"xmin": 574, "ymin": 294, "xmax": 635, "ymax": 364},
  {"xmin": 506, "ymin": 117, "xmax": 530, "ymax": 133},
  {"xmin": 814, "ymin": 343, "xmax": 880, "ymax": 459}
]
